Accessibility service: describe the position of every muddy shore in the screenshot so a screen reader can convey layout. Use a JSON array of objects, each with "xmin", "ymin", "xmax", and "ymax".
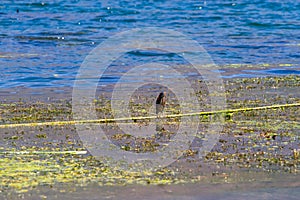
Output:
[{"xmin": 0, "ymin": 75, "xmax": 299, "ymax": 199}]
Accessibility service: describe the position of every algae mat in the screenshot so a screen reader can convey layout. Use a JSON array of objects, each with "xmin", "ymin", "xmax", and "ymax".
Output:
[{"xmin": 0, "ymin": 75, "xmax": 299, "ymax": 199}]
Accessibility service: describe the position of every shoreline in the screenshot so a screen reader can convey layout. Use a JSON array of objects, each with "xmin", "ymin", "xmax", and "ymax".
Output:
[{"xmin": 0, "ymin": 64, "xmax": 299, "ymax": 101}]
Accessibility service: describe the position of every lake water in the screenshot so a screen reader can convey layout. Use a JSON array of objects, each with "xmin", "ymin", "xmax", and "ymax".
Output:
[{"xmin": 0, "ymin": 0, "xmax": 299, "ymax": 88}]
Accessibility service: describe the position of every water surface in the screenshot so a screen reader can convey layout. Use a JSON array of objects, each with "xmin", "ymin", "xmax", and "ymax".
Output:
[{"xmin": 0, "ymin": 0, "xmax": 299, "ymax": 88}]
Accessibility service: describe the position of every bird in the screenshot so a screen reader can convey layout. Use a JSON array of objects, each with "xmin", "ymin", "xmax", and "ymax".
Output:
[{"xmin": 156, "ymin": 92, "xmax": 166, "ymax": 115}]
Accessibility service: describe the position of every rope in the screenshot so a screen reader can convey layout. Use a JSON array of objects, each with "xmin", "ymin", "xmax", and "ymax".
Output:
[{"xmin": 0, "ymin": 103, "xmax": 299, "ymax": 129}]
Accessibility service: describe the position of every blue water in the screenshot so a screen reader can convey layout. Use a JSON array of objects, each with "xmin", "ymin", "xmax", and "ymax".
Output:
[{"xmin": 0, "ymin": 0, "xmax": 300, "ymax": 88}]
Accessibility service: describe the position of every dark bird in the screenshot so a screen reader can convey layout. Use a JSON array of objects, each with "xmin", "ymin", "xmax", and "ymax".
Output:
[{"xmin": 156, "ymin": 92, "xmax": 166, "ymax": 115}]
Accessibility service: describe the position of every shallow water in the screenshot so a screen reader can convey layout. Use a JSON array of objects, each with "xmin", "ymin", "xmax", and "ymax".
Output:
[
  {"xmin": 6, "ymin": 173, "xmax": 300, "ymax": 200},
  {"xmin": 223, "ymin": 67, "xmax": 300, "ymax": 78},
  {"xmin": 0, "ymin": 0, "xmax": 300, "ymax": 88}
]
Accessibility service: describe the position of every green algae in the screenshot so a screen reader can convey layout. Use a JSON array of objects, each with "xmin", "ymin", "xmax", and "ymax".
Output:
[{"xmin": 0, "ymin": 152, "xmax": 187, "ymax": 193}]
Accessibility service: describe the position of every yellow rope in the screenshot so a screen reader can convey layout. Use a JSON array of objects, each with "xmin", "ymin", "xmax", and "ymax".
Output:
[{"xmin": 0, "ymin": 103, "xmax": 299, "ymax": 129}]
